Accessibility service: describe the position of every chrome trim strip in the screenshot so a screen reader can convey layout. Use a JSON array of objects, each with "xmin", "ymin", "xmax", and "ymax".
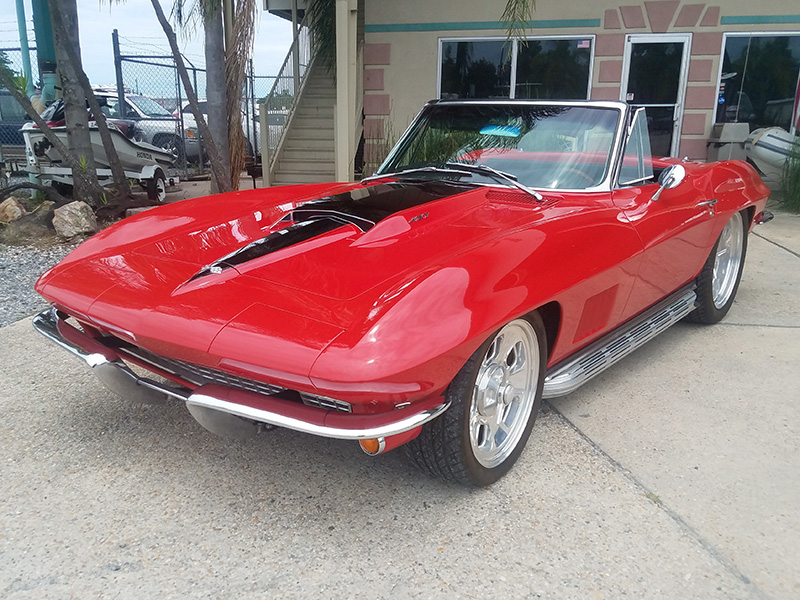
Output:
[
  {"xmin": 542, "ymin": 288, "xmax": 697, "ymax": 399},
  {"xmin": 33, "ymin": 308, "xmax": 190, "ymax": 402},
  {"xmin": 185, "ymin": 393, "xmax": 450, "ymax": 441},
  {"xmin": 33, "ymin": 308, "xmax": 108, "ymax": 368}
]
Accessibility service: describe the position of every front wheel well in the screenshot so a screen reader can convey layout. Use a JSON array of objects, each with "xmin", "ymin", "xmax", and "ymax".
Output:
[
  {"xmin": 744, "ymin": 205, "xmax": 756, "ymax": 230},
  {"xmin": 531, "ymin": 301, "xmax": 561, "ymax": 358}
]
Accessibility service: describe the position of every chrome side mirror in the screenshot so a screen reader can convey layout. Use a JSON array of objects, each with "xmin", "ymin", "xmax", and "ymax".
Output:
[{"xmin": 652, "ymin": 164, "xmax": 686, "ymax": 201}]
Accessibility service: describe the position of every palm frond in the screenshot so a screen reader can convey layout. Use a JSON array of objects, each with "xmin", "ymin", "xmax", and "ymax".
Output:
[
  {"xmin": 500, "ymin": 0, "xmax": 536, "ymax": 42},
  {"xmin": 306, "ymin": 0, "xmax": 336, "ymax": 73}
]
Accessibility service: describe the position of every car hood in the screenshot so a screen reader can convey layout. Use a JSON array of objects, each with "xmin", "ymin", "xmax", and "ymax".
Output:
[{"xmin": 37, "ymin": 180, "xmax": 553, "ymax": 377}]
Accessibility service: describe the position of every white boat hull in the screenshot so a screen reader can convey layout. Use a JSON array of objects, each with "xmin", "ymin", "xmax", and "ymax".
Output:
[
  {"xmin": 745, "ymin": 127, "xmax": 799, "ymax": 188},
  {"xmin": 22, "ymin": 123, "xmax": 175, "ymax": 172}
]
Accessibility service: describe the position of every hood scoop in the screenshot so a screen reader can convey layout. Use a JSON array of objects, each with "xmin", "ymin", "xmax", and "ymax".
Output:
[
  {"xmin": 189, "ymin": 219, "xmax": 342, "ymax": 282},
  {"xmin": 188, "ymin": 180, "xmax": 470, "ymax": 282}
]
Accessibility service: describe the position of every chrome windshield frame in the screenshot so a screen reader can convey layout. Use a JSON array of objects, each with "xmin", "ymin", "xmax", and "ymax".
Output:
[{"xmin": 375, "ymin": 99, "xmax": 632, "ymax": 194}]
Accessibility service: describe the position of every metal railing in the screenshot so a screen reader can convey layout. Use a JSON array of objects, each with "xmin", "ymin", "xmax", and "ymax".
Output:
[{"xmin": 259, "ymin": 16, "xmax": 311, "ymax": 181}]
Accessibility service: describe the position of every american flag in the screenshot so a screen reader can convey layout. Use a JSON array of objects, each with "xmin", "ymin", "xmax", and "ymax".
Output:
[{"xmin": 577, "ymin": 39, "xmax": 591, "ymax": 49}]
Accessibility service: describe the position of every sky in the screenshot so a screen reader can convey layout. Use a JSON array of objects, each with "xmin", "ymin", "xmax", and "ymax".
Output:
[{"xmin": 3, "ymin": 0, "xmax": 295, "ymax": 92}]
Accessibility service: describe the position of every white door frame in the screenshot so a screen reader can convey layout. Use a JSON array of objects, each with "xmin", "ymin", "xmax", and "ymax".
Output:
[{"xmin": 620, "ymin": 33, "xmax": 692, "ymax": 157}]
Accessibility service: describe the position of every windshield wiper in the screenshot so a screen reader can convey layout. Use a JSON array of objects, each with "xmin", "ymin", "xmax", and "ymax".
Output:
[
  {"xmin": 445, "ymin": 162, "xmax": 543, "ymax": 201},
  {"xmin": 361, "ymin": 165, "xmax": 473, "ymax": 183}
]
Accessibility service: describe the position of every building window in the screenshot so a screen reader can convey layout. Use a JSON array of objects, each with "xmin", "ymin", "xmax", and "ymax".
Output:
[
  {"xmin": 716, "ymin": 33, "xmax": 800, "ymax": 131},
  {"xmin": 439, "ymin": 37, "xmax": 593, "ymax": 101}
]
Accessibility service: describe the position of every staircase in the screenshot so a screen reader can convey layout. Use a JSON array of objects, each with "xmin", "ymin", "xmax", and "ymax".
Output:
[{"xmin": 271, "ymin": 64, "xmax": 336, "ymax": 185}]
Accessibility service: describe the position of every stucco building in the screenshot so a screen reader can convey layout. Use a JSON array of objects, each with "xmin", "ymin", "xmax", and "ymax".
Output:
[{"xmin": 267, "ymin": 0, "xmax": 800, "ymax": 181}]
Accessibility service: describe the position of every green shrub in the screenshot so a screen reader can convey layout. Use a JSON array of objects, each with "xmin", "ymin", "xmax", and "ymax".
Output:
[{"xmin": 781, "ymin": 136, "xmax": 800, "ymax": 213}]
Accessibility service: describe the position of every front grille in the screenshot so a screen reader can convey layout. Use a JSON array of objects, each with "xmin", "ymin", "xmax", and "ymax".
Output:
[
  {"xmin": 120, "ymin": 344, "xmax": 352, "ymax": 413},
  {"xmin": 167, "ymin": 356, "xmax": 286, "ymax": 397},
  {"xmin": 300, "ymin": 393, "xmax": 353, "ymax": 413}
]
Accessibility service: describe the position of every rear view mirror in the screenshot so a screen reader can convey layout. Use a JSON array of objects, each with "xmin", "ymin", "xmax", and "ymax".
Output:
[{"xmin": 652, "ymin": 164, "xmax": 686, "ymax": 201}]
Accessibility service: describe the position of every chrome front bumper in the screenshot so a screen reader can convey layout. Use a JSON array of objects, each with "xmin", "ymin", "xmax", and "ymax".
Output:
[{"xmin": 33, "ymin": 308, "xmax": 449, "ymax": 440}]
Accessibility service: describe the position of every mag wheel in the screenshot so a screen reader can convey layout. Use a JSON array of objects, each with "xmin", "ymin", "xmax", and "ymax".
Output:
[
  {"xmin": 155, "ymin": 134, "xmax": 184, "ymax": 163},
  {"xmin": 688, "ymin": 211, "xmax": 748, "ymax": 324},
  {"xmin": 405, "ymin": 314, "xmax": 546, "ymax": 486}
]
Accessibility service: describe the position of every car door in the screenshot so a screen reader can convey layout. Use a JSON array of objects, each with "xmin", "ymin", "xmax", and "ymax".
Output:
[{"xmin": 612, "ymin": 109, "xmax": 717, "ymax": 321}]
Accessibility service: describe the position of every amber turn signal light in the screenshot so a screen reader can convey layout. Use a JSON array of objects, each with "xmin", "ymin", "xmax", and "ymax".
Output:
[{"xmin": 359, "ymin": 438, "xmax": 385, "ymax": 455}]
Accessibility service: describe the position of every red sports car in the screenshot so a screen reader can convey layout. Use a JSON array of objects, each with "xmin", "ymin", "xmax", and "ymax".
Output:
[{"xmin": 34, "ymin": 100, "xmax": 771, "ymax": 486}]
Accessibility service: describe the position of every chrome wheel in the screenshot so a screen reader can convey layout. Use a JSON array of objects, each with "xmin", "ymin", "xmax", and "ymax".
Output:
[
  {"xmin": 469, "ymin": 319, "xmax": 540, "ymax": 468},
  {"xmin": 712, "ymin": 214, "xmax": 745, "ymax": 309}
]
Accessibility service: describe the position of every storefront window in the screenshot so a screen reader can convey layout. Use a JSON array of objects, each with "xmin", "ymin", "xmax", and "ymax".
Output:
[
  {"xmin": 440, "ymin": 41, "xmax": 512, "ymax": 99},
  {"xmin": 717, "ymin": 34, "xmax": 800, "ymax": 131},
  {"xmin": 515, "ymin": 39, "xmax": 592, "ymax": 100},
  {"xmin": 439, "ymin": 38, "xmax": 592, "ymax": 101}
]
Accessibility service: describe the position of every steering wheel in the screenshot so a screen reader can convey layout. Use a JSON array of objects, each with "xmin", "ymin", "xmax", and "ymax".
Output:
[{"xmin": 557, "ymin": 167, "xmax": 596, "ymax": 188}]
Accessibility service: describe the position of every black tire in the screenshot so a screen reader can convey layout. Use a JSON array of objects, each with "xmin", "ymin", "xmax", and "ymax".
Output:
[
  {"xmin": 154, "ymin": 134, "xmax": 184, "ymax": 163},
  {"xmin": 146, "ymin": 170, "xmax": 167, "ymax": 203},
  {"xmin": 51, "ymin": 181, "xmax": 73, "ymax": 196},
  {"xmin": 405, "ymin": 313, "xmax": 547, "ymax": 486},
  {"xmin": 687, "ymin": 210, "xmax": 748, "ymax": 324}
]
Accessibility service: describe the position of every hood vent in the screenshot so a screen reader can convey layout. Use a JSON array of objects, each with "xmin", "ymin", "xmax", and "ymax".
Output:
[
  {"xmin": 190, "ymin": 219, "xmax": 342, "ymax": 281},
  {"xmin": 189, "ymin": 180, "xmax": 469, "ymax": 282}
]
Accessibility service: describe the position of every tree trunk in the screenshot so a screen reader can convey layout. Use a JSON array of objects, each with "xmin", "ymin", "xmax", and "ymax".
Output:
[
  {"xmin": 225, "ymin": 0, "xmax": 257, "ymax": 191},
  {"xmin": 150, "ymin": 0, "xmax": 231, "ymax": 193},
  {"xmin": 48, "ymin": 5, "xmax": 132, "ymax": 199},
  {"xmin": 0, "ymin": 68, "xmax": 104, "ymax": 196},
  {"xmin": 48, "ymin": 0, "xmax": 101, "ymax": 204},
  {"xmin": 204, "ymin": 6, "xmax": 231, "ymax": 195}
]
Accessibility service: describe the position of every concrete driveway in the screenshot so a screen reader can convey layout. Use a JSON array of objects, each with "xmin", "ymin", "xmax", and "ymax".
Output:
[{"xmin": 1, "ymin": 212, "xmax": 798, "ymax": 599}]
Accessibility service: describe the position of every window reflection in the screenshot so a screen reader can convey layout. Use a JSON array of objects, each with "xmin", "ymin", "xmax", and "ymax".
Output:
[
  {"xmin": 717, "ymin": 34, "xmax": 800, "ymax": 131},
  {"xmin": 440, "ymin": 38, "xmax": 592, "ymax": 101}
]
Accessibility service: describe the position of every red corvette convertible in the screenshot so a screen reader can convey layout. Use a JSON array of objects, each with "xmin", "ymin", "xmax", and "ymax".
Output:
[{"xmin": 34, "ymin": 100, "xmax": 771, "ymax": 486}]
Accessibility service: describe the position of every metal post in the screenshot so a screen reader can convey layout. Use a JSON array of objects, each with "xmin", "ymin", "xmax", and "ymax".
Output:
[
  {"xmin": 259, "ymin": 104, "xmax": 270, "ymax": 187},
  {"xmin": 291, "ymin": 0, "xmax": 300, "ymax": 95},
  {"xmin": 176, "ymin": 62, "xmax": 186, "ymax": 177},
  {"xmin": 250, "ymin": 59, "xmax": 257, "ymax": 158},
  {"xmin": 193, "ymin": 66, "xmax": 204, "ymax": 174},
  {"xmin": 15, "ymin": 0, "xmax": 34, "ymax": 96},
  {"xmin": 112, "ymin": 29, "xmax": 126, "ymax": 118}
]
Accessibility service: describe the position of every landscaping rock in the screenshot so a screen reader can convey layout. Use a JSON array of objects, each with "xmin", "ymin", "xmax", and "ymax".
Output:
[
  {"xmin": 0, "ymin": 197, "xmax": 28, "ymax": 223},
  {"xmin": 52, "ymin": 201, "xmax": 98, "ymax": 238},
  {"xmin": 0, "ymin": 201, "xmax": 56, "ymax": 245}
]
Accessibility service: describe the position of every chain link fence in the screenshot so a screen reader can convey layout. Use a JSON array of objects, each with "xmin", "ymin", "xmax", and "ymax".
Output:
[
  {"xmin": 115, "ymin": 37, "xmax": 276, "ymax": 179},
  {"xmin": 0, "ymin": 39, "xmax": 280, "ymax": 184},
  {"xmin": 0, "ymin": 47, "xmax": 39, "ymax": 167}
]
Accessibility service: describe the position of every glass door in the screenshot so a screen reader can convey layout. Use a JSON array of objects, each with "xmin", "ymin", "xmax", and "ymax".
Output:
[{"xmin": 621, "ymin": 34, "xmax": 691, "ymax": 157}]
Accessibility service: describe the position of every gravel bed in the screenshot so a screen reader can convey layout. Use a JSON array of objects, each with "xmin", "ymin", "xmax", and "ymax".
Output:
[{"xmin": 0, "ymin": 244, "xmax": 77, "ymax": 327}]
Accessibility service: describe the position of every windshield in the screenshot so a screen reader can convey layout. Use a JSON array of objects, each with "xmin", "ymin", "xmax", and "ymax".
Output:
[
  {"xmin": 378, "ymin": 103, "xmax": 621, "ymax": 190},
  {"xmin": 128, "ymin": 95, "xmax": 173, "ymax": 117}
]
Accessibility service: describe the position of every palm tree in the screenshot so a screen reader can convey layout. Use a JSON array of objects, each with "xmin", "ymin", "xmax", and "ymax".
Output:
[
  {"xmin": 49, "ymin": 0, "xmax": 132, "ymax": 199},
  {"xmin": 48, "ymin": 0, "xmax": 102, "ymax": 203},
  {"xmin": 150, "ymin": 0, "xmax": 232, "ymax": 193},
  {"xmin": 152, "ymin": 0, "xmax": 256, "ymax": 193}
]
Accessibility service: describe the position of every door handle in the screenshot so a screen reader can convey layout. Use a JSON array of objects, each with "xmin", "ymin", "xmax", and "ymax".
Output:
[{"xmin": 696, "ymin": 199, "xmax": 718, "ymax": 215}]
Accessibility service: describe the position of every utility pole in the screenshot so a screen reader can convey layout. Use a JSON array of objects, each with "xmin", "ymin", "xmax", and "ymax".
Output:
[
  {"xmin": 14, "ymin": 0, "xmax": 35, "ymax": 96},
  {"xmin": 31, "ymin": 0, "xmax": 57, "ymax": 103}
]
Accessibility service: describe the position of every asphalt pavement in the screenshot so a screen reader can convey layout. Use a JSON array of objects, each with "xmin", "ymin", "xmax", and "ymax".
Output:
[{"xmin": 0, "ymin": 210, "xmax": 797, "ymax": 599}]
